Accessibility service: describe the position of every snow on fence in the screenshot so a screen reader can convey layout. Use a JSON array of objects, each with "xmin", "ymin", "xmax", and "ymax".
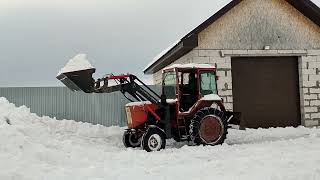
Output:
[{"xmin": 0, "ymin": 86, "xmax": 161, "ymax": 127}]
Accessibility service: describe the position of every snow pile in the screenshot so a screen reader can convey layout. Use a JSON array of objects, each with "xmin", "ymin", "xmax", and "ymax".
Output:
[
  {"xmin": 1, "ymin": 97, "xmax": 320, "ymax": 180},
  {"xmin": 57, "ymin": 54, "xmax": 94, "ymax": 75},
  {"xmin": 0, "ymin": 97, "xmax": 123, "ymax": 180}
]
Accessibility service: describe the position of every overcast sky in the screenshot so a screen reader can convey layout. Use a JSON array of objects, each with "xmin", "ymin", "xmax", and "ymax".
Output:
[{"xmin": 0, "ymin": 0, "xmax": 319, "ymax": 87}]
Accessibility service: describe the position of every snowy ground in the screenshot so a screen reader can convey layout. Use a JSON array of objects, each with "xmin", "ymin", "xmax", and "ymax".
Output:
[{"xmin": 0, "ymin": 97, "xmax": 320, "ymax": 180}]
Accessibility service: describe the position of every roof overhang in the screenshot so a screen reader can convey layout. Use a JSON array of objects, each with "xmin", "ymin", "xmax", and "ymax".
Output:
[
  {"xmin": 143, "ymin": 0, "xmax": 320, "ymax": 75},
  {"xmin": 144, "ymin": 34, "xmax": 198, "ymax": 74},
  {"xmin": 286, "ymin": 0, "xmax": 320, "ymax": 27}
]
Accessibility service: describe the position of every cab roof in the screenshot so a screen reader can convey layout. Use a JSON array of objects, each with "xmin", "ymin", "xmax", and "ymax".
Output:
[{"xmin": 163, "ymin": 63, "xmax": 215, "ymax": 71}]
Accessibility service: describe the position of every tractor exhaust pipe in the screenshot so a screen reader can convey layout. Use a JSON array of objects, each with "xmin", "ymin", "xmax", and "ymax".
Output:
[{"xmin": 56, "ymin": 68, "xmax": 96, "ymax": 93}]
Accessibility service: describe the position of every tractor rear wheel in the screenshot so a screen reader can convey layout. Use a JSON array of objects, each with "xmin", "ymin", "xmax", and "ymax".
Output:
[
  {"xmin": 189, "ymin": 108, "xmax": 228, "ymax": 146},
  {"xmin": 141, "ymin": 127, "xmax": 166, "ymax": 152},
  {"xmin": 123, "ymin": 131, "xmax": 141, "ymax": 148}
]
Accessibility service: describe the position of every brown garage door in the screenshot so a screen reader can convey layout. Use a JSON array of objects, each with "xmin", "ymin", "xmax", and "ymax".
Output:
[{"xmin": 232, "ymin": 57, "xmax": 301, "ymax": 128}]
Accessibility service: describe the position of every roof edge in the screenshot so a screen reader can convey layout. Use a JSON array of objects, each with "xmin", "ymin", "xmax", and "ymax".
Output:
[
  {"xmin": 143, "ymin": 0, "xmax": 243, "ymax": 75},
  {"xmin": 144, "ymin": 0, "xmax": 320, "ymax": 74},
  {"xmin": 286, "ymin": 0, "xmax": 320, "ymax": 27},
  {"xmin": 144, "ymin": 34, "xmax": 198, "ymax": 74}
]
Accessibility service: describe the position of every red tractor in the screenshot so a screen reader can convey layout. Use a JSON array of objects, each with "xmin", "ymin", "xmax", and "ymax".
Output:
[{"xmin": 57, "ymin": 64, "xmax": 240, "ymax": 152}]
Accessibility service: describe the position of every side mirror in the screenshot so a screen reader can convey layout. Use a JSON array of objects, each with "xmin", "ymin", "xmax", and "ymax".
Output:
[{"xmin": 216, "ymin": 76, "xmax": 220, "ymax": 80}]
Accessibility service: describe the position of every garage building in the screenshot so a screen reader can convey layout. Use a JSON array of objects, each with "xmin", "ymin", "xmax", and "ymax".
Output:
[{"xmin": 144, "ymin": 0, "xmax": 320, "ymax": 128}]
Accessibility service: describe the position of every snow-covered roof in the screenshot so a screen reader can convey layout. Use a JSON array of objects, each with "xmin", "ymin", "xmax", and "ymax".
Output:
[
  {"xmin": 144, "ymin": 0, "xmax": 320, "ymax": 74},
  {"xmin": 200, "ymin": 94, "xmax": 222, "ymax": 101},
  {"xmin": 143, "ymin": 1, "xmax": 231, "ymax": 74},
  {"xmin": 143, "ymin": 39, "xmax": 181, "ymax": 72},
  {"xmin": 163, "ymin": 63, "xmax": 215, "ymax": 71}
]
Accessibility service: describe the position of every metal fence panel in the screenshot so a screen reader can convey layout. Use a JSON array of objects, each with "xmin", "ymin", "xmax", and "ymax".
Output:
[{"xmin": 0, "ymin": 86, "xmax": 161, "ymax": 127}]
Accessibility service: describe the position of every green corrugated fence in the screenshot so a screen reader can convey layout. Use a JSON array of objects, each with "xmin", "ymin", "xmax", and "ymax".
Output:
[{"xmin": 0, "ymin": 86, "xmax": 161, "ymax": 127}]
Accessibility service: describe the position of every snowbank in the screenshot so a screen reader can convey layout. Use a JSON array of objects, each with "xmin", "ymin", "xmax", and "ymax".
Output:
[
  {"xmin": 57, "ymin": 54, "xmax": 94, "ymax": 75},
  {"xmin": 0, "ymin": 97, "xmax": 320, "ymax": 180}
]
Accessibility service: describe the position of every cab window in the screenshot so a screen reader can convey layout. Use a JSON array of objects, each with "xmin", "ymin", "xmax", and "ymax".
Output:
[
  {"xmin": 200, "ymin": 72, "xmax": 217, "ymax": 95},
  {"xmin": 163, "ymin": 71, "xmax": 177, "ymax": 99}
]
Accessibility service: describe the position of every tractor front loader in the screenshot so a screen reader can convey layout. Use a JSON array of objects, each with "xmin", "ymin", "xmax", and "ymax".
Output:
[{"xmin": 57, "ymin": 64, "xmax": 241, "ymax": 152}]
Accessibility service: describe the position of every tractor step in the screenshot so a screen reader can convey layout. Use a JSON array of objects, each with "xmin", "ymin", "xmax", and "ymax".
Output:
[{"xmin": 176, "ymin": 118, "xmax": 188, "ymax": 138}]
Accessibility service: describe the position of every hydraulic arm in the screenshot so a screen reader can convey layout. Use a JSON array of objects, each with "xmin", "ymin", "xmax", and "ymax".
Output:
[{"xmin": 57, "ymin": 69, "xmax": 161, "ymax": 105}]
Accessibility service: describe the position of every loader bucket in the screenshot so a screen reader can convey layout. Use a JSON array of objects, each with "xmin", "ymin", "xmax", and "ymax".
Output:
[{"xmin": 56, "ymin": 68, "xmax": 96, "ymax": 93}]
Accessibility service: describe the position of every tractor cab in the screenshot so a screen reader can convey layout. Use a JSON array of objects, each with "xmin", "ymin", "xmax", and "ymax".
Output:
[{"xmin": 162, "ymin": 64, "xmax": 220, "ymax": 113}]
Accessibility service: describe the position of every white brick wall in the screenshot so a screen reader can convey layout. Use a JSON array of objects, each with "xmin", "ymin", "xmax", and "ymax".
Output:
[
  {"xmin": 300, "ymin": 52, "xmax": 320, "ymax": 127},
  {"xmin": 153, "ymin": 49, "xmax": 320, "ymax": 127}
]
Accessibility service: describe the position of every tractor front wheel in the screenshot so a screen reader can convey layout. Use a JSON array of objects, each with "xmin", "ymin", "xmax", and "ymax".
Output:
[
  {"xmin": 141, "ymin": 127, "xmax": 166, "ymax": 152},
  {"xmin": 189, "ymin": 108, "xmax": 228, "ymax": 146},
  {"xmin": 123, "ymin": 131, "xmax": 141, "ymax": 148}
]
